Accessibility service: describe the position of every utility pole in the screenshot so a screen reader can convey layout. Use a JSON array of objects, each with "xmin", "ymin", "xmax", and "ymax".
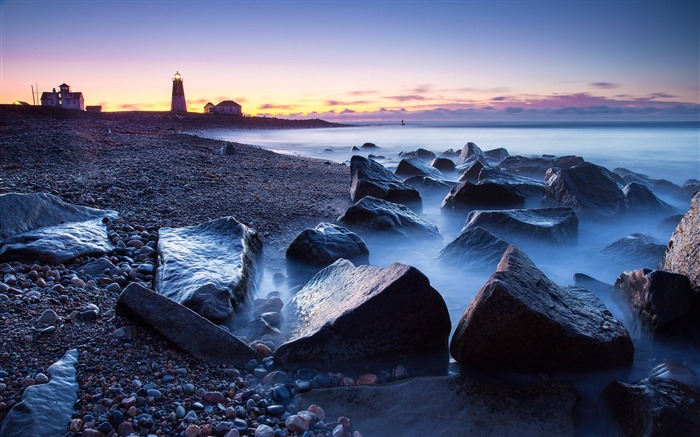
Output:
[{"xmin": 31, "ymin": 85, "xmax": 36, "ymax": 105}]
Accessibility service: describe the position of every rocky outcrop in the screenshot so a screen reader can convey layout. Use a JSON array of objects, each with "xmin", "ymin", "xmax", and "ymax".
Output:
[
  {"xmin": 661, "ymin": 192, "xmax": 700, "ymax": 292},
  {"xmin": 457, "ymin": 142, "xmax": 485, "ymax": 165},
  {"xmin": 430, "ymin": 157, "xmax": 456, "ymax": 173},
  {"xmin": 0, "ymin": 192, "xmax": 117, "ymax": 264},
  {"xmin": 623, "ymin": 182, "xmax": 676, "ymax": 215},
  {"xmin": 436, "ymin": 227, "xmax": 510, "ymax": 271},
  {"xmin": 599, "ymin": 233, "xmax": 667, "ymax": 270},
  {"xmin": 397, "ymin": 148, "xmax": 436, "ymax": 161},
  {"xmin": 275, "ymin": 260, "xmax": 451, "ymax": 372},
  {"xmin": 394, "ymin": 158, "xmax": 445, "ymax": 181},
  {"xmin": 614, "ymin": 268, "xmax": 694, "ymax": 334},
  {"xmin": 338, "ymin": 196, "xmax": 441, "ymax": 241},
  {"xmin": 116, "ymin": 283, "xmax": 260, "ymax": 367},
  {"xmin": 483, "ymin": 147, "xmax": 509, "ymax": 164},
  {"xmin": 155, "ymin": 217, "xmax": 262, "ymax": 321},
  {"xmin": 0, "ymin": 349, "xmax": 79, "ymax": 437},
  {"xmin": 441, "ymin": 181, "xmax": 525, "ymax": 212},
  {"xmin": 450, "ymin": 246, "xmax": 633, "ymax": 371},
  {"xmin": 463, "ymin": 207, "xmax": 578, "ymax": 246},
  {"xmin": 500, "ymin": 154, "xmax": 584, "ymax": 179},
  {"xmin": 477, "ymin": 167, "xmax": 545, "ymax": 203},
  {"xmin": 605, "ymin": 378, "xmax": 700, "ymax": 437},
  {"xmin": 286, "ymin": 223, "xmax": 369, "ymax": 267},
  {"xmin": 301, "ymin": 375, "xmax": 576, "ymax": 436},
  {"xmin": 458, "ymin": 159, "xmax": 487, "ymax": 183},
  {"xmin": 349, "ymin": 155, "xmax": 422, "ymax": 209},
  {"xmin": 543, "ymin": 162, "xmax": 626, "ymax": 219},
  {"xmin": 404, "ymin": 176, "xmax": 454, "ymax": 196}
]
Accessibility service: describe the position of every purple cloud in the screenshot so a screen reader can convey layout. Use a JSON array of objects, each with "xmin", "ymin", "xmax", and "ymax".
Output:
[
  {"xmin": 650, "ymin": 92, "xmax": 678, "ymax": 98},
  {"xmin": 590, "ymin": 82, "xmax": 620, "ymax": 89},
  {"xmin": 384, "ymin": 95, "xmax": 426, "ymax": 102},
  {"xmin": 349, "ymin": 90, "xmax": 378, "ymax": 96},
  {"xmin": 258, "ymin": 103, "xmax": 294, "ymax": 110},
  {"xmin": 326, "ymin": 100, "xmax": 371, "ymax": 106}
]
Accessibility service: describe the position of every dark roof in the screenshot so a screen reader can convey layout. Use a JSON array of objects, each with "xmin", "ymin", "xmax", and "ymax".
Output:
[
  {"xmin": 40, "ymin": 92, "xmax": 55, "ymax": 99},
  {"xmin": 59, "ymin": 83, "xmax": 70, "ymax": 88},
  {"xmin": 204, "ymin": 102, "xmax": 214, "ymax": 106},
  {"xmin": 216, "ymin": 100, "xmax": 241, "ymax": 107}
]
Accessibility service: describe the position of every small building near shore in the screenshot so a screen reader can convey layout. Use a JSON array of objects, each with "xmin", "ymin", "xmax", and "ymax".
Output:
[
  {"xmin": 86, "ymin": 105, "xmax": 102, "ymax": 113},
  {"xmin": 205, "ymin": 100, "xmax": 242, "ymax": 115},
  {"xmin": 41, "ymin": 83, "xmax": 85, "ymax": 110}
]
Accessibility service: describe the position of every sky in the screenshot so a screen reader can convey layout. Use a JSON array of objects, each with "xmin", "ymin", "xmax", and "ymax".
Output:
[{"xmin": 1, "ymin": 0, "xmax": 698, "ymax": 121}]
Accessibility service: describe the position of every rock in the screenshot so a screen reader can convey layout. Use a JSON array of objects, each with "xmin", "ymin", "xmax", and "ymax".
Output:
[
  {"xmin": 441, "ymin": 181, "xmax": 525, "ymax": 212},
  {"xmin": 338, "ymin": 196, "xmax": 441, "ymax": 241},
  {"xmin": 0, "ymin": 349, "xmax": 79, "ymax": 437},
  {"xmin": 457, "ymin": 142, "xmax": 485, "ymax": 165},
  {"xmin": 573, "ymin": 273, "xmax": 614, "ymax": 295},
  {"xmin": 477, "ymin": 167, "xmax": 545, "ymax": 203},
  {"xmin": 301, "ymin": 375, "xmax": 576, "ymax": 436},
  {"xmin": 116, "ymin": 282, "xmax": 261, "ymax": 367},
  {"xmin": 543, "ymin": 162, "xmax": 626, "ymax": 219},
  {"xmin": 0, "ymin": 193, "xmax": 117, "ymax": 264},
  {"xmin": 79, "ymin": 258, "xmax": 119, "ymax": 278},
  {"xmin": 403, "ymin": 176, "xmax": 454, "ymax": 196},
  {"xmin": 463, "ymin": 208, "xmax": 578, "ymax": 246},
  {"xmin": 36, "ymin": 309, "xmax": 58, "ymax": 326},
  {"xmin": 398, "ymin": 148, "xmax": 436, "ymax": 161},
  {"xmin": 349, "ymin": 155, "xmax": 422, "ymax": 210},
  {"xmin": 34, "ymin": 372, "xmax": 48, "ymax": 384},
  {"xmin": 623, "ymin": 182, "xmax": 676, "ymax": 215},
  {"xmin": 483, "ymin": 147, "xmax": 509, "ymax": 164},
  {"xmin": 202, "ymin": 391, "xmax": 226, "ymax": 404},
  {"xmin": 185, "ymin": 424, "xmax": 201, "ymax": 437},
  {"xmin": 661, "ymin": 192, "xmax": 700, "ymax": 292},
  {"xmin": 286, "ymin": 223, "xmax": 369, "ymax": 267},
  {"xmin": 430, "ymin": 157, "xmax": 455, "ymax": 173},
  {"xmin": 614, "ymin": 268, "xmax": 694, "ymax": 334},
  {"xmin": 285, "ymin": 414, "xmax": 309, "ymax": 433},
  {"xmin": 500, "ymin": 154, "xmax": 584, "ymax": 179},
  {"xmin": 450, "ymin": 246, "xmax": 633, "ymax": 371},
  {"xmin": 648, "ymin": 361, "xmax": 699, "ymax": 386},
  {"xmin": 458, "ymin": 159, "xmax": 487, "ymax": 183},
  {"xmin": 276, "ymin": 260, "xmax": 451, "ymax": 373},
  {"xmin": 155, "ymin": 216, "xmax": 262, "ymax": 321},
  {"xmin": 394, "ymin": 158, "xmax": 445, "ymax": 181},
  {"xmin": 360, "ymin": 142, "xmax": 378, "ymax": 150},
  {"xmin": 216, "ymin": 143, "xmax": 237, "ymax": 155},
  {"xmin": 657, "ymin": 214, "xmax": 684, "ymax": 237},
  {"xmin": 605, "ymin": 378, "xmax": 700, "ymax": 436},
  {"xmin": 254, "ymin": 424, "xmax": 275, "ymax": 437},
  {"xmin": 599, "ymin": 233, "xmax": 667, "ymax": 269},
  {"xmin": 436, "ymin": 227, "xmax": 510, "ymax": 272}
]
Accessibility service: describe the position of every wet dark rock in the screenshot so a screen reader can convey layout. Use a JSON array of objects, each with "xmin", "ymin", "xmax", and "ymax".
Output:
[
  {"xmin": 477, "ymin": 167, "xmax": 545, "ymax": 204},
  {"xmin": 599, "ymin": 233, "xmax": 667, "ymax": 270},
  {"xmin": 349, "ymin": 155, "xmax": 422, "ymax": 210},
  {"xmin": 543, "ymin": 162, "xmax": 626, "ymax": 219},
  {"xmin": 360, "ymin": 142, "xmax": 378, "ymax": 150},
  {"xmin": 623, "ymin": 182, "xmax": 677, "ymax": 215},
  {"xmin": 648, "ymin": 361, "xmax": 699, "ymax": 386},
  {"xmin": 661, "ymin": 192, "xmax": 700, "ymax": 292},
  {"xmin": 457, "ymin": 142, "xmax": 485, "ymax": 165},
  {"xmin": 403, "ymin": 176, "xmax": 454, "ymax": 196},
  {"xmin": 450, "ymin": 246, "xmax": 633, "ymax": 371},
  {"xmin": 605, "ymin": 378, "xmax": 700, "ymax": 437},
  {"xmin": 301, "ymin": 375, "xmax": 576, "ymax": 436},
  {"xmin": 458, "ymin": 159, "xmax": 487, "ymax": 183},
  {"xmin": 394, "ymin": 158, "xmax": 445, "ymax": 181},
  {"xmin": 78, "ymin": 258, "xmax": 119, "ymax": 278},
  {"xmin": 436, "ymin": 227, "xmax": 510, "ymax": 271},
  {"xmin": 275, "ymin": 259, "xmax": 451, "ymax": 373},
  {"xmin": 657, "ymin": 214, "xmax": 684, "ymax": 237},
  {"xmin": 430, "ymin": 157, "xmax": 456, "ymax": 173},
  {"xmin": 397, "ymin": 148, "xmax": 436, "ymax": 161},
  {"xmin": 441, "ymin": 181, "xmax": 525, "ymax": 212},
  {"xmin": 216, "ymin": 143, "xmax": 237, "ymax": 155},
  {"xmin": 286, "ymin": 223, "xmax": 369, "ymax": 267},
  {"xmin": 440, "ymin": 148, "xmax": 460, "ymax": 159},
  {"xmin": 500, "ymin": 154, "xmax": 585, "ymax": 179},
  {"xmin": 155, "ymin": 216, "xmax": 262, "ymax": 321},
  {"xmin": 573, "ymin": 273, "xmax": 614, "ymax": 295},
  {"xmin": 614, "ymin": 269, "xmax": 694, "ymax": 334},
  {"xmin": 116, "ymin": 282, "xmax": 261, "ymax": 367},
  {"xmin": 463, "ymin": 207, "xmax": 578, "ymax": 246},
  {"xmin": 0, "ymin": 349, "xmax": 78, "ymax": 437},
  {"xmin": 0, "ymin": 192, "xmax": 117, "ymax": 264},
  {"xmin": 483, "ymin": 147, "xmax": 509, "ymax": 164},
  {"xmin": 338, "ymin": 196, "xmax": 441, "ymax": 241}
]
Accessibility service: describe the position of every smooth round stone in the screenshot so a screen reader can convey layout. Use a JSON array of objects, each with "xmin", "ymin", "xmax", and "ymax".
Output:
[
  {"xmin": 272, "ymin": 385, "xmax": 291, "ymax": 403},
  {"xmin": 0, "ymin": 370, "xmax": 8, "ymax": 378},
  {"xmin": 96, "ymin": 421, "xmax": 114, "ymax": 434},
  {"xmin": 146, "ymin": 388, "xmax": 163, "ymax": 401},
  {"xmin": 183, "ymin": 383, "xmax": 195, "ymax": 395},
  {"xmin": 162, "ymin": 375, "xmax": 175, "ymax": 383},
  {"xmin": 176, "ymin": 405, "xmax": 186, "ymax": 419},
  {"xmin": 202, "ymin": 391, "xmax": 225, "ymax": 404},
  {"xmin": 254, "ymin": 368, "xmax": 268, "ymax": 379},
  {"xmin": 255, "ymin": 424, "xmax": 275, "ymax": 437},
  {"xmin": 109, "ymin": 410, "xmax": 125, "ymax": 426},
  {"xmin": 37, "ymin": 309, "xmax": 58, "ymax": 326},
  {"xmin": 191, "ymin": 402, "xmax": 204, "ymax": 410},
  {"xmin": 183, "ymin": 410, "xmax": 198, "ymax": 423},
  {"xmin": 34, "ymin": 373, "xmax": 49, "ymax": 384},
  {"xmin": 106, "ymin": 283, "xmax": 121, "ymax": 293},
  {"xmin": 185, "ymin": 424, "xmax": 201, "ymax": 437},
  {"xmin": 285, "ymin": 415, "xmax": 309, "ymax": 433},
  {"xmin": 266, "ymin": 404, "xmax": 285, "ymax": 417},
  {"xmin": 295, "ymin": 380, "xmax": 312, "ymax": 392},
  {"xmin": 233, "ymin": 418, "xmax": 249, "ymax": 433},
  {"xmin": 312, "ymin": 374, "xmax": 332, "ymax": 388}
]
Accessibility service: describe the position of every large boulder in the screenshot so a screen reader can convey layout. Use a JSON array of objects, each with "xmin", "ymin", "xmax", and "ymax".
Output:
[
  {"xmin": 599, "ymin": 233, "xmax": 667, "ymax": 270},
  {"xmin": 404, "ymin": 176, "xmax": 454, "ymax": 197},
  {"xmin": 463, "ymin": 207, "xmax": 578, "ymax": 246},
  {"xmin": 623, "ymin": 182, "xmax": 677, "ymax": 215},
  {"xmin": 0, "ymin": 192, "xmax": 117, "ymax": 264},
  {"xmin": 458, "ymin": 159, "xmax": 488, "ymax": 183},
  {"xmin": 477, "ymin": 167, "xmax": 545, "ymax": 204},
  {"xmin": 436, "ymin": 227, "xmax": 510, "ymax": 271},
  {"xmin": 286, "ymin": 223, "xmax": 369, "ymax": 267},
  {"xmin": 394, "ymin": 158, "xmax": 445, "ymax": 181},
  {"xmin": 338, "ymin": 196, "xmax": 441, "ymax": 241},
  {"xmin": 500, "ymin": 154, "xmax": 584, "ymax": 179},
  {"xmin": 441, "ymin": 181, "xmax": 525, "ymax": 212},
  {"xmin": 0, "ymin": 349, "xmax": 78, "ymax": 437},
  {"xmin": 430, "ymin": 157, "xmax": 456, "ymax": 173},
  {"xmin": 155, "ymin": 217, "xmax": 262, "ymax": 321},
  {"xmin": 301, "ymin": 375, "xmax": 576, "ymax": 436},
  {"xmin": 116, "ymin": 283, "xmax": 260, "ymax": 367},
  {"xmin": 614, "ymin": 268, "xmax": 695, "ymax": 334},
  {"xmin": 275, "ymin": 260, "xmax": 451, "ymax": 373},
  {"xmin": 483, "ymin": 147, "xmax": 510, "ymax": 164},
  {"xmin": 661, "ymin": 192, "xmax": 700, "ymax": 292},
  {"xmin": 349, "ymin": 155, "xmax": 422, "ymax": 209},
  {"xmin": 457, "ymin": 142, "xmax": 485, "ymax": 165},
  {"xmin": 398, "ymin": 148, "xmax": 436, "ymax": 161},
  {"xmin": 450, "ymin": 246, "xmax": 633, "ymax": 371},
  {"xmin": 543, "ymin": 162, "xmax": 626, "ymax": 219},
  {"xmin": 605, "ymin": 378, "xmax": 700, "ymax": 437}
]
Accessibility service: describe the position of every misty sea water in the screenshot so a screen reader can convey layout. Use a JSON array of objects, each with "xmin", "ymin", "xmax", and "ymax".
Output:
[{"xmin": 200, "ymin": 121, "xmax": 700, "ymax": 435}]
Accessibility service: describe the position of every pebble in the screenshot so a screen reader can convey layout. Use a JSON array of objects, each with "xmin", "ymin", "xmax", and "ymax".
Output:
[
  {"xmin": 36, "ymin": 309, "xmax": 58, "ymax": 326},
  {"xmin": 202, "ymin": 391, "xmax": 225, "ymax": 404},
  {"xmin": 224, "ymin": 430, "xmax": 241, "ymax": 437},
  {"xmin": 254, "ymin": 424, "xmax": 275, "ymax": 437},
  {"xmin": 191, "ymin": 401, "xmax": 204, "ymax": 410},
  {"xmin": 356, "ymin": 373, "xmax": 379, "ymax": 385},
  {"xmin": 69, "ymin": 418, "xmax": 84, "ymax": 432},
  {"xmin": 183, "ymin": 410, "xmax": 198, "ymax": 423},
  {"xmin": 285, "ymin": 414, "xmax": 309, "ymax": 433},
  {"xmin": 176, "ymin": 405, "xmax": 186, "ymax": 419},
  {"xmin": 307, "ymin": 404, "xmax": 326, "ymax": 421},
  {"xmin": 0, "ymin": 283, "xmax": 9, "ymax": 293},
  {"xmin": 266, "ymin": 404, "xmax": 285, "ymax": 417},
  {"xmin": 34, "ymin": 372, "xmax": 49, "ymax": 384},
  {"xmin": 106, "ymin": 283, "xmax": 121, "ymax": 293},
  {"xmin": 183, "ymin": 383, "xmax": 196, "ymax": 395},
  {"xmin": 185, "ymin": 424, "xmax": 201, "ymax": 437},
  {"xmin": 272, "ymin": 385, "xmax": 291, "ymax": 404},
  {"xmin": 146, "ymin": 388, "xmax": 163, "ymax": 401}
]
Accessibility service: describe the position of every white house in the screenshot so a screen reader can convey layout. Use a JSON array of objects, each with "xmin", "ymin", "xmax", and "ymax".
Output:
[
  {"xmin": 205, "ymin": 100, "xmax": 242, "ymax": 115},
  {"xmin": 41, "ymin": 83, "xmax": 85, "ymax": 110}
]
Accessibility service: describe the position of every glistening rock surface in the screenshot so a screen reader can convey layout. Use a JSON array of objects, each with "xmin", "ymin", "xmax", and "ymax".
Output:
[
  {"xmin": 441, "ymin": 181, "xmax": 525, "ymax": 212},
  {"xmin": 450, "ymin": 246, "xmax": 633, "ymax": 371},
  {"xmin": 286, "ymin": 222, "xmax": 369, "ymax": 267},
  {"xmin": 463, "ymin": 207, "xmax": 578, "ymax": 246},
  {"xmin": 349, "ymin": 155, "xmax": 422, "ymax": 209},
  {"xmin": 155, "ymin": 216, "xmax": 262, "ymax": 321},
  {"xmin": 436, "ymin": 227, "xmax": 510, "ymax": 271},
  {"xmin": 275, "ymin": 260, "xmax": 451, "ymax": 372}
]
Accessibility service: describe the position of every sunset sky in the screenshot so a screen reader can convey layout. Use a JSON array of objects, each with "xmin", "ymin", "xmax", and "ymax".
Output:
[{"xmin": 1, "ymin": 0, "xmax": 698, "ymax": 121}]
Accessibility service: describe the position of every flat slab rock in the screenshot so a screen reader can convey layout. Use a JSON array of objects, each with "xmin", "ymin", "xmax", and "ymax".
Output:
[
  {"xmin": 450, "ymin": 246, "xmax": 633, "ymax": 372},
  {"xmin": 0, "ymin": 192, "xmax": 117, "ymax": 264},
  {"xmin": 155, "ymin": 216, "xmax": 262, "ymax": 321},
  {"xmin": 301, "ymin": 375, "xmax": 576, "ymax": 436},
  {"xmin": 275, "ymin": 260, "xmax": 451, "ymax": 372},
  {"xmin": 463, "ymin": 207, "xmax": 578, "ymax": 246},
  {"xmin": 436, "ymin": 226, "xmax": 510, "ymax": 271},
  {"xmin": 116, "ymin": 282, "xmax": 260, "ymax": 367},
  {"xmin": 0, "ymin": 349, "xmax": 78, "ymax": 437},
  {"xmin": 662, "ymin": 191, "xmax": 700, "ymax": 292},
  {"xmin": 349, "ymin": 155, "xmax": 422, "ymax": 209}
]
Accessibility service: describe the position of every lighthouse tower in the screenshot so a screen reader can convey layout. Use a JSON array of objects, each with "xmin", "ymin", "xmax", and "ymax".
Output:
[{"xmin": 171, "ymin": 71, "xmax": 187, "ymax": 112}]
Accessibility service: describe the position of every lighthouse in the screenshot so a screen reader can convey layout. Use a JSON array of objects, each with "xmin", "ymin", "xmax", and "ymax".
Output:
[{"xmin": 171, "ymin": 71, "xmax": 187, "ymax": 112}]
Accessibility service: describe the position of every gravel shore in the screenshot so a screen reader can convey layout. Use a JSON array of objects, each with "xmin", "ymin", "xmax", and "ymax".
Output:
[{"xmin": 0, "ymin": 107, "xmax": 372, "ymax": 436}]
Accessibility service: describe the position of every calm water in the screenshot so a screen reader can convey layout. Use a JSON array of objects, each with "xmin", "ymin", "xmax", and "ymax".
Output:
[{"xmin": 200, "ymin": 122, "xmax": 700, "ymax": 435}]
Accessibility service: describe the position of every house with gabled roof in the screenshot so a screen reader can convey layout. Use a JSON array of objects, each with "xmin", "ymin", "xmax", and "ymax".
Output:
[
  {"xmin": 204, "ymin": 100, "xmax": 242, "ymax": 115},
  {"xmin": 41, "ymin": 83, "xmax": 85, "ymax": 110}
]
